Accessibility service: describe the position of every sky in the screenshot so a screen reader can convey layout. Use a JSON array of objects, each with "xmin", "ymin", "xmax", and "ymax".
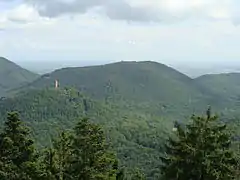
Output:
[{"xmin": 0, "ymin": 0, "xmax": 240, "ymax": 72}]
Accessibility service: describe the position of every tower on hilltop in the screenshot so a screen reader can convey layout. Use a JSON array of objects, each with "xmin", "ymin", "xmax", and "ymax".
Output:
[{"xmin": 55, "ymin": 80, "xmax": 59, "ymax": 89}]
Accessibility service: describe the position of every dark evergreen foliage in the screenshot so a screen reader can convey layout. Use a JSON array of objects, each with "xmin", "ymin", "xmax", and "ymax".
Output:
[
  {"xmin": 0, "ymin": 112, "xmax": 41, "ymax": 180},
  {"xmin": 161, "ymin": 108, "xmax": 239, "ymax": 180},
  {"xmin": 43, "ymin": 131, "xmax": 72, "ymax": 180},
  {"xmin": 69, "ymin": 118, "xmax": 118, "ymax": 179}
]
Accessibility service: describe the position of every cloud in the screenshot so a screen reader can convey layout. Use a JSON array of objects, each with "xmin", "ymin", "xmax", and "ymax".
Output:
[
  {"xmin": 1, "ymin": 0, "xmax": 240, "ymax": 69},
  {"xmin": 1, "ymin": 11, "xmax": 240, "ymax": 63},
  {"xmin": 23, "ymin": 0, "xmax": 160, "ymax": 22},
  {"xmin": 7, "ymin": 4, "xmax": 42, "ymax": 23},
  {"xmin": 0, "ymin": 2, "xmax": 52, "ymax": 30},
  {"xmin": 19, "ymin": 0, "xmax": 237, "ymax": 23},
  {"xmin": 0, "ymin": 0, "xmax": 238, "ymax": 24},
  {"xmin": 26, "ymin": 0, "xmax": 104, "ymax": 17}
]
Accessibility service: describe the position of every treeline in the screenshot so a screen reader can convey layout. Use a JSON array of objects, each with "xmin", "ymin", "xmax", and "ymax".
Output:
[{"xmin": 0, "ymin": 109, "xmax": 239, "ymax": 180}]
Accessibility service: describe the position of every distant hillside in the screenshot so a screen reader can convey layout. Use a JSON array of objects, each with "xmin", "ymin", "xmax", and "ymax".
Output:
[
  {"xmin": 195, "ymin": 73, "xmax": 240, "ymax": 111},
  {"xmin": 18, "ymin": 61, "xmax": 215, "ymax": 114},
  {"xmin": 0, "ymin": 57, "xmax": 39, "ymax": 97}
]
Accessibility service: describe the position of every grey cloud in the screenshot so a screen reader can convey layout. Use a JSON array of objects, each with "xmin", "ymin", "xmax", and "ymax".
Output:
[
  {"xmin": 6, "ymin": 0, "xmax": 239, "ymax": 24},
  {"xmin": 104, "ymin": 1, "xmax": 159, "ymax": 22},
  {"xmin": 26, "ymin": 0, "xmax": 105, "ymax": 17},
  {"xmin": 3, "ymin": 0, "xmax": 213, "ymax": 23},
  {"xmin": 24, "ymin": 0, "xmax": 160, "ymax": 22}
]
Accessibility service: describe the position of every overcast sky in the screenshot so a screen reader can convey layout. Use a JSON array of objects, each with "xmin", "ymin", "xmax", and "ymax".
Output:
[{"xmin": 0, "ymin": 0, "xmax": 240, "ymax": 68}]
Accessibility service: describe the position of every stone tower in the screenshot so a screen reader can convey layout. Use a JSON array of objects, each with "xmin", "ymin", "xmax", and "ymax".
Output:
[{"xmin": 55, "ymin": 80, "xmax": 59, "ymax": 89}]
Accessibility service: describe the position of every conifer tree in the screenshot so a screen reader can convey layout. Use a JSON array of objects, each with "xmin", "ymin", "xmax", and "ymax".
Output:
[
  {"xmin": 43, "ymin": 118, "xmax": 118, "ymax": 180},
  {"xmin": 0, "ymin": 112, "xmax": 41, "ymax": 180},
  {"xmin": 43, "ymin": 131, "xmax": 72, "ymax": 180},
  {"xmin": 69, "ymin": 118, "xmax": 118, "ymax": 180},
  {"xmin": 42, "ymin": 148, "xmax": 57, "ymax": 180},
  {"xmin": 161, "ymin": 108, "xmax": 239, "ymax": 180}
]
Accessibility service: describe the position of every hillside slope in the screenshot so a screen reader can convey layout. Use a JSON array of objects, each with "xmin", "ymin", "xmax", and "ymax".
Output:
[
  {"xmin": 0, "ymin": 57, "xmax": 39, "ymax": 97},
  {"xmin": 2, "ymin": 61, "xmax": 240, "ymax": 178},
  {"xmin": 0, "ymin": 88, "xmax": 173, "ymax": 179},
  {"xmin": 195, "ymin": 73, "xmax": 240, "ymax": 111},
  {"xmin": 17, "ymin": 61, "xmax": 214, "ymax": 115}
]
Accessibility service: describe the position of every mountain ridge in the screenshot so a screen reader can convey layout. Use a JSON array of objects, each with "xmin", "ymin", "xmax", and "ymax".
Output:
[
  {"xmin": 0, "ymin": 57, "xmax": 39, "ymax": 97},
  {"xmin": 17, "ymin": 60, "xmax": 208, "ymax": 108},
  {"xmin": 5, "ymin": 57, "xmax": 240, "ymax": 79},
  {"xmin": 3, "ymin": 57, "xmax": 240, "ymax": 115}
]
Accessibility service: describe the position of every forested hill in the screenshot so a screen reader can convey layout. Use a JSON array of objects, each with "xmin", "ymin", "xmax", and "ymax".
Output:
[
  {"xmin": 12, "ymin": 60, "xmax": 240, "ymax": 115},
  {"xmin": 15, "ymin": 61, "xmax": 214, "ymax": 111},
  {"xmin": 1, "ymin": 59, "xmax": 240, "ymax": 178},
  {"xmin": 0, "ymin": 88, "xmax": 173, "ymax": 178},
  {"xmin": 196, "ymin": 73, "xmax": 240, "ymax": 106},
  {"xmin": 4, "ymin": 59, "xmax": 240, "ymax": 117},
  {"xmin": 0, "ymin": 57, "xmax": 39, "ymax": 97}
]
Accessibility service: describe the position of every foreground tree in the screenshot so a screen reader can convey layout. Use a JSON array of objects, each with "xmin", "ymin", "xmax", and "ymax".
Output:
[
  {"xmin": 43, "ymin": 117, "xmax": 118, "ymax": 180},
  {"xmin": 161, "ymin": 108, "xmax": 239, "ymax": 180},
  {"xmin": 0, "ymin": 112, "xmax": 41, "ymax": 180},
  {"xmin": 43, "ymin": 131, "xmax": 72, "ymax": 180},
  {"xmin": 69, "ymin": 118, "xmax": 118, "ymax": 180}
]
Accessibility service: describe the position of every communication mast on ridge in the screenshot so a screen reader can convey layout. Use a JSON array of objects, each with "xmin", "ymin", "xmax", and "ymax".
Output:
[{"xmin": 55, "ymin": 80, "xmax": 59, "ymax": 89}]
